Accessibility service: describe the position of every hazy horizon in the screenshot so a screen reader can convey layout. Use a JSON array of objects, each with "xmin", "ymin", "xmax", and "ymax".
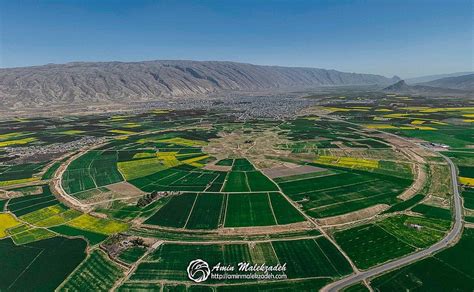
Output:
[{"xmin": 1, "ymin": 0, "xmax": 472, "ymax": 78}]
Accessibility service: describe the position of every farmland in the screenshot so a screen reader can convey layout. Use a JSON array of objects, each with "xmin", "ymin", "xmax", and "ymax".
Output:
[
  {"xmin": 0, "ymin": 94, "xmax": 470, "ymax": 290},
  {"xmin": 369, "ymin": 228, "xmax": 474, "ymax": 291},
  {"xmin": 129, "ymin": 237, "xmax": 352, "ymax": 283},
  {"xmin": 144, "ymin": 191, "xmax": 306, "ymax": 229}
]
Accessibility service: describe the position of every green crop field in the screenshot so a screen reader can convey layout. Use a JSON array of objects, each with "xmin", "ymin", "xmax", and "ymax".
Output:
[
  {"xmin": 0, "ymin": 237, "xmax": 86, "ymax": 291},
  {"xmin": 278, "ymin": 170, "xmax": 412, "ymax": 218},
  {"xmin": 118, "ymin": 246, "xmax": 147, "ymax": 264},
  {"xmin": 370, "ymin": 228, "xmax": 474, "ymax": 291},
  {"xmin": 224, "ymin": 193, "xmax": 276, "ymax": 227},
  {"xmin": 60, "ymin": 249, "xmax": 124, "ymax": 291},
  {"xmin": 144, "ymin": 193, "xmax": 197, "ymax": 228},
  {"xmin": 334, "ymin": 223, "xmax": 416, "ymax": 269},
  {"xmin": 49, "ymin": 225, "xmax": 108, "ymax": 245},
  {"xmin": 62, "ymin": 150, "xmax": 123, "ymax": 194},
  {"xmin": 268, "ymin": 192, "xmax": 306, "ymax": 224},
  {"xmin": 185, "ymin": 193, "xmax": 224, "ymax": 229},
  {"xmin": 223, "ymin": 171, "xmax": 250, "ymax": 192},
  {"xmin": 462, "ymin": 188, "xmax": 474, "ymax": 209},
  {"xmin": 272, "ymin": 237, "xmax": 353, "ymax": 278}
]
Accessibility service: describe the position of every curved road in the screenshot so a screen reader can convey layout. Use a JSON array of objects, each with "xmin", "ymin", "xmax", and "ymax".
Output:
[{"xmin": 323, "ymin": 154, "xmax": 463, "ymax": 291}]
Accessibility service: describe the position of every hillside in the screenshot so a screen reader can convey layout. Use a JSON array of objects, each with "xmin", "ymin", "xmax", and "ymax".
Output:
[
  {"xmin": 405, "ymin": 72, "xmax": 473, "ymax": 84},
  {"xmin": 419, "ymin": 74, "xmax": 474, "ymax": 91},
  {"xmin": 0, "ymin": 60, "xmax": 399, "ymax": 107},
  {"xmin": 383, "ymin": 80, "xmax": 470, "ymax": 96}
]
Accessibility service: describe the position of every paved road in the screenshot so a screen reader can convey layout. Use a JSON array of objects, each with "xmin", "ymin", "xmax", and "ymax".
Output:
[{"xmin": 323, "ymin": 154, "xmax": 463, "ymax": 291}]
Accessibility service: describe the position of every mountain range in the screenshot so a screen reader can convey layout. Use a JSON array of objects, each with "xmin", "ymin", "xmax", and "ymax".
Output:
[
  {"xmin": 0, "ymin": 60, "xmax": 400, "ymax": 107},
  {"xmin": 405, "ymin": 72, "xmax": 473, "ymax": 84}
]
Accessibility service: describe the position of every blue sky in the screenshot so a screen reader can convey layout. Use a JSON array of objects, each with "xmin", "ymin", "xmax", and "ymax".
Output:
[{"xmin": 0, "ymin": 0, "xmax": 472, "ymax": 77}]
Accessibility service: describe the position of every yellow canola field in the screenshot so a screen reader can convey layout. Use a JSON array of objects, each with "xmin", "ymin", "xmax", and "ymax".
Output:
[
  {"xmin": 0, "ymin": 137, "xmax": 36, "ymax": 147},
  {"xmin": 60, "ymin": 130, "xmax": 85, "ymax": 135},
  {"xmin": 315, "ymin": 155, "xmax": 379, "ymax": 169},
  {"xmin": 108, "ymin": 129, "xmax": 136, "ymax": 135},
  {"xmin": 67, "ymin": 214, "xmax": 128, "ymax": 235},
  {"xmin": 460, "ymin": 177, "xmax": 474, "ymax": 186},
  {"xmin": 0, "ymin": 177, "xmax": 40, "ymax": 187},
  {"xmin": 0, "ymin": 213, "xmax": 21, "ymax": 238},
  {"xmin": 155, "ymin": 137, "xmax": 207, "ymax": 147}
]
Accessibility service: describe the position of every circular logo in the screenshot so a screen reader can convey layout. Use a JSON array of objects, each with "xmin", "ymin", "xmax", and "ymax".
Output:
[{"xmin": 187, "ymin": 259, "xmax": 210, "ymax": 283}]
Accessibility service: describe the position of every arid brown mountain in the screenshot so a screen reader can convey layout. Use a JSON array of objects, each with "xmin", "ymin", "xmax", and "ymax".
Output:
[
  {"xmin": 0, "ymin": 60, "xmax": 400, "ymax": 107},
  {"xmin": 383, "ymin": 80, "xmax": 471, "ymax": 96},
  {"xmin": 419, "ymin": 74, "xmax": 474, "ymax": 91}
]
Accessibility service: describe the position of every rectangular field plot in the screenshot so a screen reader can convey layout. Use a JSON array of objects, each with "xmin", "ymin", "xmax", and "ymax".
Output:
[
  {"xmin": 278, "ymin": 170, "xmax": 412, "ymax": 218},
  {"xmin": 66, "ymin": 214, "xmax": 129, "ymax": 235},
  {"xmin": 246, "ymin": 171, "xmax": 278, "ymax": 192},
  {"xmin": 269, "ymin": 192, "xmax": 306, "ymax": 224},
  {"xmin": 185, "ymin": 193, "xmax": 224, "ymax": 229},
  {"xmin": 232, "ymin": 158, "xmax": 255, "ymax": 171},
  {"xmin": 10, "ymin": 226, "xmax": 57, "ymax": 245},
  {"xmin": 129, "ymin": 166, "xmax": 222, "ymax": 193},
  {"xmin": 59, "ymin": 249, "xmax": 124, "ymax": 291},
  {"xmin": 370, "ymin": 228, "xmax": 474, "ymax": 291},
  {"xmin": 376, "ymin": 215, "xmax": 449, "ymax": 248},
  {"xmin": 271, "ymin": 237, "xmax": 353, "ymax": 278},
  {"xmin": 118, "ymin": 246, "xmax": 147, "ymax": 264},
  {"xmin": 62, "ymin": 150, "xmax": 123, "ymax": 194},
  {"xmin": 411, "ymin": 204, "xmax": 452, "ymax": 220},
  {"xmin": 222, "ymin": 172, "xmax": 250, "ymax": 192},
  {"xmin": 131, "ymin": 244, "xmax": 224, "ymax": 281},
  {"xmin": 50, "ymin": 225, "xmax": 108, "ymax": 245},
  {"xmin": 334, "ymin": 223, "xmax": 415, "ymax": 270},
  {"xmin": 144, "ymin": 193, "xmax": 197, "ymax": 228},
  {"xmin": 462, "ymin": 188, "xmax": 474, "ymax": 209},
  {"xmin": 131, "ymin": 241, "xmax": 308, "ymax": 282},
  {"xmin": 224, "ymin": 193, "xmax": 276, "ymax": 227},
  {"xmin": 0, "ymin": 237, "xmax": 87, "ymax": 291},
  {"xmin": 6, "ymin": 185, "xmax": 58, "ymax": 217}
]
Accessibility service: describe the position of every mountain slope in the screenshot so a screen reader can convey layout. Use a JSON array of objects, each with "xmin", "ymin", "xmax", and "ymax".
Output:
[
  {"xmin": 419, "ymin": 74, "xmax": 474, "ymax": 91},
  {"xmin": 383, "ymin": 80, "xmax": 470, "ymax": 96},
  {"xmin": 0, "ymin": 60, "xmax": 399, "ymax": 106},
  {"xmin": 405, "ymin": 72, "xmax": 473, "ymax": 84}
]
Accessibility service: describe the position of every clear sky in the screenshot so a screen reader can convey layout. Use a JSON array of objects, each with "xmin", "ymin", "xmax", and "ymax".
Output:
[{"xmin": 0, "ymin": 0, "xmax": 472, "ymax": 78}]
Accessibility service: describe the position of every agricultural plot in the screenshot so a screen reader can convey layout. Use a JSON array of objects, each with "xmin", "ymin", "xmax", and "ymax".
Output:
[
  {"xmin": 411, "ymin": 204, "xmax": 452, "ymax": 220},
  {"xmin": 59, "ymin": 249, "xmax": 124, "ymax": 291},
  {"xmin": 232, "ymin": 158, "xmax": 255, "ymax": 171},
  {"xmin": 117, "ymin": 246, "xmax": 147, "ymax": 264},
  {"xmin": 224, "ymin": 193, "xmax": 276, "ymax": 227},
  {"xmin": 185, "ymin": 193, "xmax": 224, "ymax": 229},
  {"xmin": 376, "ymin": 215, "xmax": 449, "ymax": 248},
  {"xmin": 7, "ymin": 185, "xmax": 59, "ymax": 216},
  {"xmin": 370, "ymin": 228, "xmax": 474, "ymax": 291},
  {"xmin": 272, "ymin": 237, "xmax": 353, "ymax": 278},
  {"xmin": 334, "ymin": 223, "xmax": 416, "ymax": 269},
  {"xmin": 0, "ymin": 237, "xmax": 87, "ymax": 291},
  {"xmin": 0, "ymin": 213, "xmax": 21, "ymax": 238},
  {"xmin": 49, "ymin": 225, "xmax": 108, "ymax": 245},
  {"xmin": 268, "ymin": 192, "xmax": 306, "ymax": 224},
  {"xmin": 0, "ymin": 162, "xmax": 46, "ymax": 187},
  {"xmin": 383, "ymin": 194, "xmax": 425, "ymax": 213},
  {"xmin": 144, "ymin": 191, "xmax": 304, "ymax": 229},
  {"xmin": 144, "ymin": 193, "xmax": 197, "ymax": 228},
  {"xmin": 9, "ymin": 226, "xmax": 56, "ymax": 245},
  {"xmin": 66, "ymin": 214, "xmax": 129, "ymax": 235},
  {"xmin": 130, "ymin": 238, "xmax": 350, "ymax": 283},
  {"xmin": 278, "ymin": 170, "xmax": 412, "ymax": 218},
  {"xmin": 129, "ymin": 165, "xmax": 223, "ymax": 193},
  {"xmin": 462, "ymin": 188, "xmax": 474, "ymax": 209},
  {"xmin": 62, "ymin": 150, "xmax": 123, "ymax": 194}
]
